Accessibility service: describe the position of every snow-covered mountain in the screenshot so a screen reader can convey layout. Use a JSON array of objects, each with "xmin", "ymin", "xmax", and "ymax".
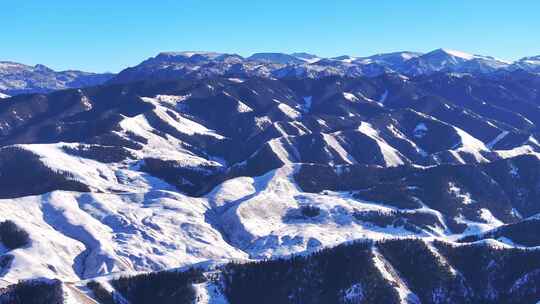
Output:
[
  {"xmin": 4, "ymin": 50, "xmax": 540, "ymax": 99},
  {"xmin": 512, "ymin": 55, "xmax": 540, "ymax": 73},
  {"xmin": 0, "ymin": 61, "xmax": 114, "ymax": 96},
  {"xmin": 290, "ymin": 52, "xmax": 321, "ymax": 63},
  {"xmin": 109, "ymin": 49, "xmax": 540, "ymax": 85},
  {"xmin": 355, "ymin": 51, "xmax": 422, "ymax": 70},
  {"xmin": 1, "ymin": 54, "xmax": 540, "ymax": 303},
  {"xmin": 247, "ymin": 53, "xmax": 307, "ymax": 64},
  {"xmin": 402, "ymin": 48, "xmax": 511, "ymax": 75}
]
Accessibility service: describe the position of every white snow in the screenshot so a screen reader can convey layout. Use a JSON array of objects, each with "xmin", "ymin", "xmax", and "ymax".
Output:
[
  {"xmin": 413, "ymin": 123, "xmax": 428, "ymax": 138},
  {"xmin": 303, "ymin": 96, "xmax": 312, "ymax": 112},
  {"xmin": 486, "ymin": 131, "xmax": 509, "ymax": 149},
  {"xmin": 448, "ymin": 182, "xmax": 475, "ymax": 205},
  {"xmin": 358, "ymin": 122, "xmax": 406, "ymax": 167},
  {"xmin": 451, "ymin": 127, "xmax": 489, "ymax": 163},
  {"xmin": 212, "ymin": 166, "xmax": 424, "ymax": 259},
  {"xmin": 0, "ymin": 84, "xmax": 526, "ymax": 289},
  {"xmin": 322, "ymin": 133, "xmax": 357, "ymax": 165},
  {"xmin": 478, "ymin": 208, "xmax": 504, "ymax": 227},
  {"xmin": 440, "ymin": 49, "xmax": 475, "ymax": 60},
  {"xmin": 63, "ymin": 283, "xmax": 103, "ymax": 304},
  {"xmin": 372, "ymin": 247, "xmax": 420, "ymax": 304},
  {"xmin": 509, "ymin": 163, "xmax": 520, "ymax": 178},
  {"xmin": 0, "ymin": 141, "xmax": 516, "ymax": 285},
  {"xmin": 453, "ymin": 127, "xmax": 488, "ymax": 151},
  {"xmin": 454, "ymin": 210, "xmax": 504, "ymax": 237},
  {"xmin": 495, "ymin": 145, "xmax": 540, "ymax": 159},
  {"xmin": 148, "ymin": 94, "xmax": 191, "ymax": 107},
  {"xmin": 425, "ymin": 242, "xmax": 458, "ymax": 276},
  {"xmin": 194, "ymin": 281, "xmax": 229, "ymax": 304},
  {"xmin": 266, "ymin": 138, "xmax": 296, "ymax": 164},
  {"xmin": 386, "ymin": 124, "xmax": 428, "ymax": 157},
  {"xmin": 342, "ymin": 283, "xmax": 364, "ymax": 302},
  {"xmin": 511, "ymin": 208, "xmax": 522, "ymax": 219},
  {"xmin": 22, "ymin": 143, "xmax": 124, "ymax": 193},
  {"xmin": 529, "ymin": 135, "xmax": 540, "ymax": 147},
  {"xmin": 142, "ymin": 97, "xmax": 224, "ymax": 139},
  {"xmin": 0, "ymin": 92, "xmax": 10, "ymax": 99},
  {"xmin": 379, "ymin": 90, "xmax": 388, "ymax": 103},
  {"xmin": 116, "ymin": 110, "xmax": 226, "ymax": 169},
  {"xmin": 236, "ymin": 100, "xmax": 254, "ymax": 113},
  {"xmin": 276, "ymin": 102, "xmax": 302, "ymax": 120},
  {"xmin": 0, "ymin": 190, "xmax": 247, "ymax": 282},
  {"xmin": 342, "ymin": 92, "xmax": 359, "ymax": 102}
]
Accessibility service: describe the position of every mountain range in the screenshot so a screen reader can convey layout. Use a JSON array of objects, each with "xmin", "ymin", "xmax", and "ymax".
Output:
[
  {"xmin": 0, "ymin": 49, "xmax": 540, "ymax": 303},
  {"xmin": 109, "ymin": 49, "xmax": 540, "ymax": 85},
  {"xmin": 2, "ymin": 49, "xmax": 540, "ymax": 97}
]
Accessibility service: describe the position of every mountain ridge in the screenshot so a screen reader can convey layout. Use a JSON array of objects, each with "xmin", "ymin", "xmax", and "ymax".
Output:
[
  {"xmin": 0, "ymin": 61, "xmax": 115, "ymax": 96},
  {"xmin": 108, "ymin": 48, "xmax": 540, "ymax": 85},
  {"xmin": 3, "ymin": 49, "xmax": 539, "ymax": 97}
]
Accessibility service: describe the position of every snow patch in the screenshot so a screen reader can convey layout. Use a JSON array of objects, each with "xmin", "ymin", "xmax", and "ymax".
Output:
[
  {"xmin": 342, "ymin": 283, "xmax": 364, "ymax": 302},
  {"xmin": 441, "ymin": 49, "xmax": 475, "ymax": 60},
  {"xmin": 379, "ymin": 90, "xmax": 388, "ymax": 103},
  {"xmin": 495, "ymin": 145, "xmax": 539, "ymax": 159},
  {"xmin": 451, "ymin": 127, "xmax": 489, "ymax": 163},
  {"xmin": 193, "ymin": 281, "xmax": 229, "ymax": 304},
  {"xmin": 303, "ymin": 96, "xmax": 312, "ymax": 112},
  {"xmin": 358, "ymin": 122, "xmax": 405, "ymax": 167},
  {"xmin": 150, "ymin": 94, "xmax": 191, "ymax": 107},
  {"xmin": 486, "ymin": 131, "xmax": 509, "ymax": 149},
  {"xmin": 413, "ymin": 123, "xmax": 428, "ymax": 138},
  {"xmin": 277, "ymin": 102, "xmax": 302, "ymax": 120},
  {"xmin": 372, "ymin": 248, "xmax": 420, "ymax": 304},
  {"xmin": 342, "ymin": 92, "xmax": 359, "ymax": 102},
  {"xmin": 322, "ymin": 133, "xmax": 357, "ymax": 165},
  {"xmin": 448, "ymin": 182, "xmax": 475, "ymax": 205}
]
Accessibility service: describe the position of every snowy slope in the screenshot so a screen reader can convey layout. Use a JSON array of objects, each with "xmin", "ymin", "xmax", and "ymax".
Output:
[
  {"xmin": 0, "ymin": 189, "xmax": 247, "ymax": 282},
  {"xmin": 1, "ymin": 155, "xmax": 524, "ymax": 282}
]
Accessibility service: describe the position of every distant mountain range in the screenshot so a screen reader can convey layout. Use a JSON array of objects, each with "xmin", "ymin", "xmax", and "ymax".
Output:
[
  {"xmin": 0, "ymin": 61, "xmax": 114, "ymax": 96},
  {"xmin": 108, "ymin": 49, "xmax": 540, "ymax": 85},
  {"xmin": 2, "ymin": 49, "xmax": 539, "ymax": 97}
]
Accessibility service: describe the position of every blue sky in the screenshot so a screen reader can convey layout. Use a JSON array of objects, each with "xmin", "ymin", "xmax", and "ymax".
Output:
[{"xmin": 1, "ymin": 1, "xmax": 539, "ymax": 72}]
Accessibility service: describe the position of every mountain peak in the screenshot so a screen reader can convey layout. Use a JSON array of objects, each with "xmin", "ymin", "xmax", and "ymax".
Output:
[
  {"xmin": 157, "ymin": 51, "xmax": 223, "ymax": 58},
  {"xmin": 34, "ymin": 63, "xmax": 54, "ymax": 72},
  {"xmin": 429, "ymin": 48, "xmax": 475, "ymax": 60}
]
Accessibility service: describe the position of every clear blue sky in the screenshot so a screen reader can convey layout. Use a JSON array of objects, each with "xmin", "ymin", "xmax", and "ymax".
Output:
[{"xmin": 1, "ymin": 1, "xmax": 539, "ymax": 73}]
